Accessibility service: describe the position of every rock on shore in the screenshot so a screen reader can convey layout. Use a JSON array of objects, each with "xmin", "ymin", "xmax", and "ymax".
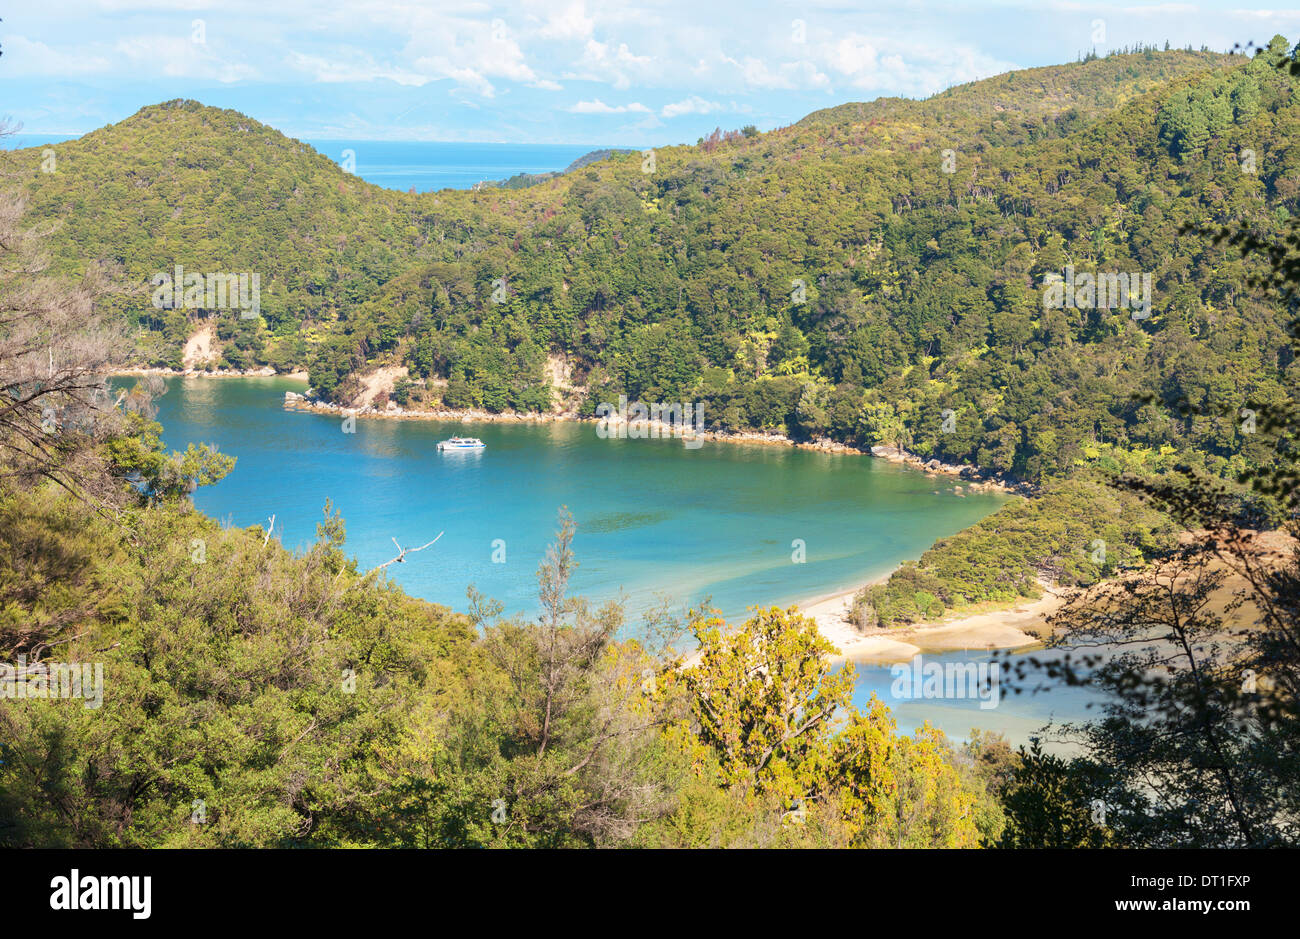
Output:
[{"xmin": 280, "ymin": 392, "xmax": 1033, "ymax": 494}]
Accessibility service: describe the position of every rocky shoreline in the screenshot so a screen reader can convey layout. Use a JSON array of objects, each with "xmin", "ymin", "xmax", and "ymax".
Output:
[
  {"xmin": 114, "ymin": 366, "xmax": 310, "ymax": 380},
  {"xmin": 115, "ymin": 369, "xmax": 1033, "ymax": 495},
  {"xmin": 865, "ymin": 445, "xmax": 1037, "ymax": 495},
  {"xmin": 281, "ymin": 390, "xmax": 1033, "ymax": 496}
]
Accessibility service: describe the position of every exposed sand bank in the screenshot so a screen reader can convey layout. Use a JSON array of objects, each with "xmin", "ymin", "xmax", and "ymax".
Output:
[
  {"xmin": 800, "ymin": 580, "xmax": 1061, "ymax": 666},
  {"xmin": 796, "ymin": 527, "xmax": 1297, "ymax": 667}
]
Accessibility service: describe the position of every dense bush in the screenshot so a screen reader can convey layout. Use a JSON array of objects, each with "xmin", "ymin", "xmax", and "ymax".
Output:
[
  {"xmin": 7, "ymin": 46, "xmax": 1298, "ymax": 485},
  {"xmin": 852, "ymin": 478, "xmax": 1179, "ymax": 626}
]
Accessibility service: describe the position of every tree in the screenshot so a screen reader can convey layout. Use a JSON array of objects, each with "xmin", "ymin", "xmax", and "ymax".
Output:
[
  {"xmin": 455, "ymin": 508, "xmax": 678, "ymax": 846},
  {"xmin": 0, "ymin": 165, "xmax": 128, "ymax": 502},
  {"xmin": 681, "ymin": 606, "xmax": 853, "ymax": 801},
  {"xmin": 676, "ymin": 606, "xmax": 986, "ymax": 846},
  {"xmin": 1002, "ymin": 46, "xmax": 1300, "ymax": 844}
]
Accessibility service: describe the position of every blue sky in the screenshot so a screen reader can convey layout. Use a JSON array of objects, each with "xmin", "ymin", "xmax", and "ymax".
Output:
[{"xmin": 3, "ymin": 1, "xmax": 1299, "ymax": 145}]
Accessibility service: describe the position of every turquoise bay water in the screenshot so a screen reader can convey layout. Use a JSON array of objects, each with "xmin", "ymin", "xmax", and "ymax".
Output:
[
  {"xmin": 151, "ymin": 377, "xmax": 1006, "ymax": 620},
  {"xmin": 146, "ymin": 376, "xmax": 1101, "ymax": 746},
  {"xmin": 849, "ymin": 650, "xmax": 1102, "ymax": 752}
]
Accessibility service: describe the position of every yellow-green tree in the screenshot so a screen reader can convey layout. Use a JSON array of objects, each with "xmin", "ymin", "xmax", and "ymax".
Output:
[
  {"xmin": 678, "ymin": 606, "xmax": 987, "ymax": 847},
  {"xmin": 682, "ymin": 606, "xmax": 852, "ymax": 805}
]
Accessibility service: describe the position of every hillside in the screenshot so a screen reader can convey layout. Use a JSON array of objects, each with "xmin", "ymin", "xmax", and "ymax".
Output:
[
  {"xmin": 794, "ymin": 45, "xmax": 1227, "ymax": 150},
  {"xmin": 4, "ymin": 42, "xmax": 1297, "ymax": 484},
  {"xmin": 4, "ymin": 34, "xmax": 1300, "ymax": 856}
]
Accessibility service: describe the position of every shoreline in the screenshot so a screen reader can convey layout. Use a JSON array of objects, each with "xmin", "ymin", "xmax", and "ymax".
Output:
[
  {"xmin": 121, "ymin": 366, "xmax": 1047, "ymax": 655},
  {"xmin": 115, "ymin": 366, "xmax": 311, "ymax": 381},
  {"xmin": 280, "ymin": 387, "xmax": 1031, "ymax": 493},
  {"xmin": 113, "ymin": 367, "xmax": 1031, "ymax": 493},
  {"xmin": 798, "ymin": 579, "xmax": 1062, "ymax": 666},
  {"xmin": 282, "ymin": 390, "xmax": 880, "ymax": 458}
]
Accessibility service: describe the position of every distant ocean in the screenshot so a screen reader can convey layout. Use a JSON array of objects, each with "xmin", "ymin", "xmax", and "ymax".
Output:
[
  {"xmin": 3, "ymin": 133, "xmax": 629, "ymax": 193},
  {"xmin": 304, "ymin": 140, "xmax": 629, "ymax": 192}
]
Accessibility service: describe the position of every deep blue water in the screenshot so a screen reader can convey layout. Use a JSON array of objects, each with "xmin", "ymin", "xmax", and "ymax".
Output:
[
  {"xmin": 303, "ymin": 139, "xmax": 626, "ymax": 191},
  {"xmin": 3, "ymin": 134, "xmax": 629, "ymax": 192}
]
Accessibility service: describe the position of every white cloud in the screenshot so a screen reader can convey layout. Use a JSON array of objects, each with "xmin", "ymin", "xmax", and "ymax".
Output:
[
  {"xmin": 1121, "ymin": 4, "xmax": 1199, "ymax": 14},
  {"xmin": 1230, "ymin": 8, "xmax": 1300, "ymax": 19},
  {"xmin": 825, "ymin": 35, "xmax": 880, "ymax": 78},
  {"xmin": 430, "ymin": 64, "xmax": 498, "ymax": 98},
  {"xmin": 804, "ymin": 31, "xmax": 1015, "ymax": 96},
  {"xmin": 566, "ymin": 98, "xmax": 650, "ymax": 113},
  {"xmin": 0, "ymin": 35, "xmax": 112, "ymax": 76},
  {"xmin": 539, "ymin": 1, "xmax": 595, "ymax": 40},
  {"xmin": 661, "ymin": 95, "xmax": 721, "ymax": 118},
  {"xmin": 395, "ymin": 14, "xmax": 545, "ymax": 97},
  {"xmin": 290, "ymin": 53, "xmax": 431, "ymax": 87},
  {"xmin": 115, "ymin": 34, "xmax": 258, "ymax": 83},
  {"xmin": 21, "ymin": 0, "xmax": 1252, "ymax": 143},
  {"xmin": 575, "ymin": 38, "xmax": 654, "ymax": 89},
  {"xmin": 723, "ymin": 55, "xmax": 830, "ymax": 91}
]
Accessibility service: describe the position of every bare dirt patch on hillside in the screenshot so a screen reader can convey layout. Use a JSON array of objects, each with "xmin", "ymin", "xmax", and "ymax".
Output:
[
  {"xmin": 544, "ymin": 353, "xmax": 583, "ymax": 416},
  {"xmin": 182, "ymin": 320, "xmax": 220, "ymax": 369},
  {"xmin": 352, "ymin": 365, "xmax": 409, "ymax": 409}
]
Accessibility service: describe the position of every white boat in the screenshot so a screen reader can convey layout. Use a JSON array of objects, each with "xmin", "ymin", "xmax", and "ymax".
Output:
[{"xmin": 437, "ymin": 436, "xmax": 486, "ymax": 452}]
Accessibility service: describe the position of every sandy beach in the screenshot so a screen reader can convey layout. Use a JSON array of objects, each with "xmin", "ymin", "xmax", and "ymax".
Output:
[{"xmin": 800, "ymin": 579, "xmax": 1061, "ymax": 666}]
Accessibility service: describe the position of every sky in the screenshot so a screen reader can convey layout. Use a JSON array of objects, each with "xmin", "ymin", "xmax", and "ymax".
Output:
[{"xmin": 2, "ymin": 1, "xmax": 1299, "ymax": 146}]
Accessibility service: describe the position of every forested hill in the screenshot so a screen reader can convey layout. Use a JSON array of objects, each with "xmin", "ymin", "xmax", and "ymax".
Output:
[
  {"xmin": 6, "ymin": 41, "xmax": 1298, "ymax": 482},
  {"xmin": 794, "ymin": 44, "xmax": 1226, "ymax": 148}
]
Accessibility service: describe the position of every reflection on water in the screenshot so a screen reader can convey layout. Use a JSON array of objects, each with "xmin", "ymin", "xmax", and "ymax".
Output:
[
  {"xmin": 140, "ymin": 376, "xmax": 1010, "ymax": 623},
  {"xmin": 849, "ymin": 648, "xmax": 1105, "ymax": 753},
  {"xmin": 129, "ymin": 375, "xmax": 1105, "ymax": 749}
]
